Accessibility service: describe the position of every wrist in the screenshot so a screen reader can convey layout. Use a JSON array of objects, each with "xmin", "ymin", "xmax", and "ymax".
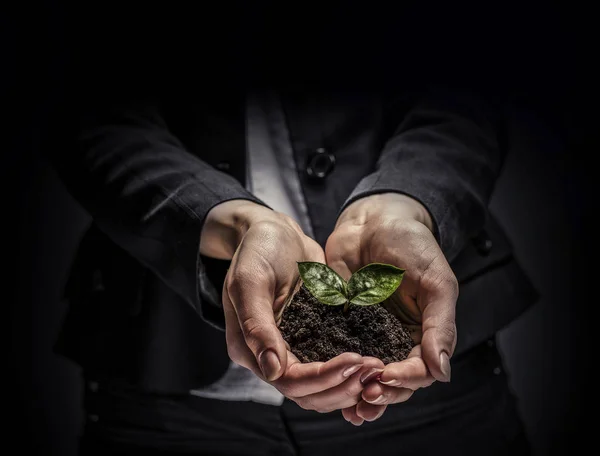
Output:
[
  {"xmin": 200, "ymin": 199, "xmax": 273, "ymax": 259},
  {"xmin": 339, "ymin": 193, "xmax": 433, "ymax": 232}
]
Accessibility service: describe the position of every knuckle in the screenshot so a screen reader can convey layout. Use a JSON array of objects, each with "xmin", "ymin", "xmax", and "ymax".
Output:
[
  {"xmin": 254, "ymin": 219, "xmax": 298, "ymax": 245},
  {"xmin": 280, "ymin": 214, "xmax": 303, "ymax": 234},
  {"xmin": 225, "ymin": 275, "xmax": 243, "ymax": 299},
  {"xmin": 344, "ymin": 385, "xmax": 360, "ymax": 400},
  {"xmin": 442, "ymin": 274, "xmax": 459, "ymax": 296},
  {"xmin": 252, "ymin": 219, "xmax": 280, "ymax": 235},
  {"xmin": 383, "ymin": 368, "xmax": 403, "ymax": 384},
  {"xmin": 420, "ymin": 268, "xmax": 443, "ymax": 289},
  {"xmin": 406, "ymin": 356, "xmax": 425, "ymax": 370},
  {"xmin": 391, "ymin": 359, "xmax": 423, "ymax": 381},
  {"xmin": 385, "ymin": 218, "xmax": 429, "ymax": 240},
  {"xmin": 230, "ymin": 266, "xmax": 260, "ymax": 292},
  {"xmin": 438, "ymin": 322, "xmax": 457, "ymax": 343},
  {"xmin": 314, "ymin": 362, "xmax": 325, "ymax": 379},
  {"xmin": 422, "ymin": 270, "xmax": 459, "ymax": 300},
  {"xmin": 446, "ymin": 274, "xmax": 459, "ymax": 297},
  {"xmin": 241, "ymin": 317, "xmax": 268, "ymax": 343},
  {"xmin": 224, "ymin": 274, "xmax": 236, "ymax": 296}
]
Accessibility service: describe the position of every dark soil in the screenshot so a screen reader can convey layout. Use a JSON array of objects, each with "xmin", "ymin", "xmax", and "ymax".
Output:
[{"xmin": 279, "ymin": 286, "xmax": 415, "ymax": 364}]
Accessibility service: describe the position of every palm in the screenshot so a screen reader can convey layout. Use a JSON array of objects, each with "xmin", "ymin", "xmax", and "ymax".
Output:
[
  {"xmin": 327, "ymin": 214, "xmax": 457, "ymax": 425},
  {"xmin": 328, "ymin": 221, "xmax": 435, "ymax": 343},
  {"xmin": 383, "ymin": 292, "xmax": 423, "ymax": 344}
]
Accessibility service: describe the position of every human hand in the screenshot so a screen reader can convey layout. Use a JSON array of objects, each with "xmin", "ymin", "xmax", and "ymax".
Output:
[
  {"xmin": 325, "ymin": 193, "xmax": 458, "ymax": 424},
  {"xmin": 203, "ymin": 200, "xmax": 382, "ymax": 412}
]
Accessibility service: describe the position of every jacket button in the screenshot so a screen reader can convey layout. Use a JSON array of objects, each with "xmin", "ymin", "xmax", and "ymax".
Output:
[
  {"xmin": 472, "ymin": 230, "xmax": 493, "ymax": 256},
  {"xmin": 306, "ymin": 148, "xmax": 335, "ymax": 179}
]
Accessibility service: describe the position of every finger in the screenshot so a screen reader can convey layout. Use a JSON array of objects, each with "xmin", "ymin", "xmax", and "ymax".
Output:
[
  {"xmin": 378, "ymin": 345, "xmax": 436, "ymax": 390},
  {"xmin": 362, "ymin": 382, "xmax": 414, "ymax": 405},
  {"xmin": 292, "ymin": 372, "xmax": 362, "ymax": 413},
  {"xmin": 418, "ymin": 254, "xmax": 458, "ymax": 382},
  {"xmin": 356, "ymin": 400, "xmax": 387, "ymax": 422},
  {"xmin": 358, "ymin": 356, "xmax": 386, "ymax": 385},
  {"xmin": 342, "ymin": 406, "xmax": 364, "ymax": 426},
  {"xmin": 272, "ymin": 352, "xmax": 363, "ymax": 398},
  {"xmin": 226, "ymin": 256, "xmax": 289, "ymax": 382},
  {"xmin": 223, "ymin": 287, "xmax": 263, "ymax": 376},
  {"xmin": 290, "ymin": 357, "xmax": 383, "ymax": 412}
]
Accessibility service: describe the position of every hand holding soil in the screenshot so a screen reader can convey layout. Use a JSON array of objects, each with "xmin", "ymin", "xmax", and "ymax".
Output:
[
  {"xmin": 214, "ymin": 191, "xmax": 459, "ymax": 426},
  {"xmin": 214, "ymin": 200, "xmax": 386, "ymax": 415},
  {"xmin": 324, "ymin": 193, "xmax": 459, "ymax": 425}
]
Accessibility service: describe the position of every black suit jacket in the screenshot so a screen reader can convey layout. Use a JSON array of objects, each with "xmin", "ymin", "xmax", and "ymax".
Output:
[{"xmin": 48, "ymin": 87, "xmax": 538, "ymax": 393}]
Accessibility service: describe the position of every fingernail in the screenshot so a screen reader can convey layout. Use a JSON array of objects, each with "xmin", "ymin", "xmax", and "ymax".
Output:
[
  {"xmin": 367, "ymin": 394, "xmax": 387, "ymax": 405},
  {"xmin": 343, "ymin": 364, "xmax": 363, "ymax": 378},
  {"xmin": 440, "ymin": 351, "xmax": 451, "ymax": 382},
  {"xmin": 360, "ymin": 368, "xmax": 383, "ymax": 384},
  {"xmin": 379, "ymin": 378, "xmax": 401, "ymax": 386},
  {"xmin": 259, "ymin": 349, "xmax": 281, "ymax": 381}
]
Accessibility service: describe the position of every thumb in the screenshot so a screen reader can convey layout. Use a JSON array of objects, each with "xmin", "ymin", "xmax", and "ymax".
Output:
[
  {"xmin": 421, "ymin": 325, "xmax": 456, "ymax": 382},
  {"xmin": 419, "ymin": 272, "xmax": 458, "ymax": 382},
  {"xmin": 228, "ymin": 284, "xmax": 288, "ymax": 382},
  {"xmin": 420, "ymin": 317, "xmax": 457, "ymax": 382}
]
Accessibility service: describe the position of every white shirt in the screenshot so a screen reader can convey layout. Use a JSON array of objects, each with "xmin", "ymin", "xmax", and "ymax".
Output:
[{"xmin": 190, "ymin": 91, "xmax": 313, "ymax": 405}]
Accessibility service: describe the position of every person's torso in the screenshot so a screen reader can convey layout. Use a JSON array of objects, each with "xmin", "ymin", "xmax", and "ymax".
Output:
[{"xmin": 55, "ymin": 91, "xmax": 538, "ymax": 393}]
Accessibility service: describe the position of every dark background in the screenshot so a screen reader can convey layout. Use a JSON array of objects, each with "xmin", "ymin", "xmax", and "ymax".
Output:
[{"xmin": 7, "ymin": 3, "xmax": 593, "ymax": 455}]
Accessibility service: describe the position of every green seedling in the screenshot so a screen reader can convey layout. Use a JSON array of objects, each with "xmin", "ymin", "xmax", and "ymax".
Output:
[{"xmin": 297, "ymin": 262, "xmax": 405, "ymax": 312}]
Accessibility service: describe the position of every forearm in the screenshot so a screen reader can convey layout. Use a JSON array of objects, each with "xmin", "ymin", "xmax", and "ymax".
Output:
[
  {"xmin": 342, "ymin": 87, "xmax": 505, "ymax": 261},
  {"xmin": 47, "ymin": 100, "xmax": 266, "ymax": 321}
]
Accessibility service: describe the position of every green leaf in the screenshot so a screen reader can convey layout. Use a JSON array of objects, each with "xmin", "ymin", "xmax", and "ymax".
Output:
[
  {"xmin": 347, "ymin": 263, "xmax": 405, "ymax": 306},
  {"xmin": 297, "ymin": 262, "xmax": 348, "ymax": 306}
]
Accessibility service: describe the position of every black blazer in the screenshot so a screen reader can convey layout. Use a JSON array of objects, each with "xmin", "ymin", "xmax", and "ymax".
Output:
[{"xmin": 49, "ymin": 87, "xmax": 538, "ymax": 393}]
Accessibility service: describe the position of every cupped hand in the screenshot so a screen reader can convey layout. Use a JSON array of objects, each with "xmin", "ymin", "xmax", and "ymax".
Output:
[
  {"xmin": 273, "ymin": 355, "xmax": 385, "ymax": 413},
  {"xmin": 205, "ymin": 200, "xmax": 380, "ymax": 413},
  {"xmin": 326, "ymin": 193, "xmax": 459, "ymax": 423}
]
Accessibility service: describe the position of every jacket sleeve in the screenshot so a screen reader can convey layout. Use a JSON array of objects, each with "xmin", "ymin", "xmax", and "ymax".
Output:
[
  {"xmin": 342, "ymin": 87, "xmax": 507, "ymax": 262},
  {"xmin": 47, "ymin": 98, "xmax": 265, "ymax": 328}
]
